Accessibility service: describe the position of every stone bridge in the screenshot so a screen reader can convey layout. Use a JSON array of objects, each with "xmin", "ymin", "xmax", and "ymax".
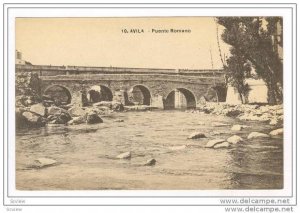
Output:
[{"xmin": 16, "ymin": 64, "xmax": 227, "ymax": 109}]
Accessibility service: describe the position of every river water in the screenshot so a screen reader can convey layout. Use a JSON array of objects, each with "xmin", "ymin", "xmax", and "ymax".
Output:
[{"xmin": 16, "ymin": 111, "xmax": 283, "ymax": 190}]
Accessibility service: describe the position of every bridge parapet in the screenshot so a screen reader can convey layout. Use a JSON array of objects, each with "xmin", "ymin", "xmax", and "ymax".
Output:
[
  {"xmin": 16, "ymin": 64, "xmax": 225, "ymax": 77},
  {"xmin": 40, "ymin": 73, "xmax": 225, "ymax": 85}
]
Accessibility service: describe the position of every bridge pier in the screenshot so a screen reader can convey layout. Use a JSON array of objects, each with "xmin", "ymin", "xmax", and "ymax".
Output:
[
  {"xmin": 71, "ymin": 90, "xmax": 87, "ymax": 107},
  {"xmin": 151, "ymin": 95, "xmax": 164, "ymax": 109},
  {"xmin": 113, "ymin": 90, "xmax": 127, "ymax": 105}
]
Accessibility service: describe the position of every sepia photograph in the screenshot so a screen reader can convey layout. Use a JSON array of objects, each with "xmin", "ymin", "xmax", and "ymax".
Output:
[{"xmin": 14, "ymin": 16, "xmax": 285, "ymax": 191}]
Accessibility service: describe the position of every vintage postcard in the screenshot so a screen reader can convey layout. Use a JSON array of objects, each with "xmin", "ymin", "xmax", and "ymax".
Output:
[
  {"xmin": 15, "ymin": 16, "xmax": 284, "ymax": 190},
  {"xmin": 2, "ymin": 2, "xmax": 298, "ymax": 211}
]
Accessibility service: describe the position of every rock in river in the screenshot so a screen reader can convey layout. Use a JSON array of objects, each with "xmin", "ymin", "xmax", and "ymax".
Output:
[
  {"xmin": 47, "ymin": 112, "xmax": 72, "ymax": 124},
  {"xmin": 205, "ymin": 139, "xmax": 225, "ymax": 148},
  {"xmin": 29, "ymin": 103, "xmax": 46, "ymax": 116},
  {"xmin": 48, "ymin": 106, "xmax": 68, "ymax": 115},
  {"xmin": 86, "ymin": 112, "xmax": 103, "ymax": 124},
  {"xmin": 231, "ymin": 125, "xmax": 249, "ymax": 131},
  {"xmin": 269, "ymin": 128, "xmax": 283, "ymax": 136},
  {"xmin": 68, "ymin": 106, "xmax": 86, "ymax": 117},
  {"xmin": 33, "ymin": 158, "xmax": 57, "ymax": 168},
  {"xmin": 227, "ymin": 135, "xmax": 243, "ymax": 144},
  {"xmin": 187, "ymin": 132, "xmax": 206, "ymax": 139},
  {"xmin": 116, "ymin": 151, "xmax": 131, "ymax": 160},
  {"xmin": 214, "ymin": 142, "xmax": 231, "ymax": 149},
  {"xmin": 93, "ymin": 101, "xmax": 112, "ymax": 108},
  {"xmin": 22, "ymin": 111, "xmax": 46, "ymax": 127},
  {"xmin": 144, "ymin": 158, "xmax": 156, "ymax": 166},
  {"xmin": 111, "ymin": 101, "xmax": 124, "ymax": 112},
  {"xmin": 68, "ymin": 116, "xmax": 86, "ymax": 125},
  {"xmin": 269, "ymin": 119, "xmax": 279, "ymax": 125},
  {"xmin": 247, "ymin": 132, "xmax": 270, "ymax": 139}
]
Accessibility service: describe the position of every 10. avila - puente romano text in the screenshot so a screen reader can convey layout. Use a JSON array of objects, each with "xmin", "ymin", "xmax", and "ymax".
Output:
[{"xmin": 16, "ymin": 64, "xmax": 227, "ymax": 109}]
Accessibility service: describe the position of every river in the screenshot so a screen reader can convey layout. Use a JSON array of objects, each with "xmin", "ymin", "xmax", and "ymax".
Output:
[{"xmin": 16, "ymin": 110, "xmax": 283, "ymax": 190}]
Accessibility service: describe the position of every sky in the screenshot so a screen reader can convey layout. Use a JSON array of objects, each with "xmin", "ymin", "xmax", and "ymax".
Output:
[{"xmin": 16, "ymin": 17, "xmax": 231, "ymax": 69}]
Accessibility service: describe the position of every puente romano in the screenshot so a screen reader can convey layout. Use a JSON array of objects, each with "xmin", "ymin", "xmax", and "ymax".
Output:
[{"xmin": 16, "ymin": 64, "xmax": 226, "ymax": 109}]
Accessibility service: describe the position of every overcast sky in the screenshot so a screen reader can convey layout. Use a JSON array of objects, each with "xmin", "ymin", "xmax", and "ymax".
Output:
[{"xmin": 16, "ymin": 17, "xmax": 231, "ymax": 69}]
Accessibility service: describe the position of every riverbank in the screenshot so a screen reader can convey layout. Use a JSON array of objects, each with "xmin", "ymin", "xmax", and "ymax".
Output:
[
  {"xmin": 16, "ymin": 100, "xmax": 283, "ymax": 131},
  {"xmin": 186, "ymin": 102, "xmax": 283, "ymax": 126}
]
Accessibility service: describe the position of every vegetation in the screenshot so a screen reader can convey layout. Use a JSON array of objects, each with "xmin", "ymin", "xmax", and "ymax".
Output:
[{"xmin": 216, "ymin": 17, "xmax": 283, "ymax": 104}]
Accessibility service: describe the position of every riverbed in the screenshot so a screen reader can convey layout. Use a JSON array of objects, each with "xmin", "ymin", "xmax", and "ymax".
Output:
[{"xmin": 16, "ymin": 110, "xmax": 283, "ymax": 190}]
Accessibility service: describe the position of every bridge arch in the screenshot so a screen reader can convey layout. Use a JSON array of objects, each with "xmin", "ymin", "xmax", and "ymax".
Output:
[
  {"xmin": 43, "ymin": 84, "xmax": 72, "ymax": 105},
  {"xmin": 204, "ymin": 85, "xmax": 227, "ymax": 102},
  {"xmin": 128, "ymin": 84, "xmax": 151, "ymax": 105},
  {"xmin": 164, "ymin": 88, "xmax": 196, "ymax": 109},
  {"xmin": 87, "ymin": 85, "xmax": 113, "ymax": 103}
]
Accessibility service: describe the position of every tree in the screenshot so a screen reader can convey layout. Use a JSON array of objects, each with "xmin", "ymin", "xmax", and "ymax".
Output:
[
  {"xmin": 225, "ymin": 50, "xmax": 252, "ymax": 103},
  {"xmin": 216, "ymin": 17, "xmax": 283, "ymax": 104}
]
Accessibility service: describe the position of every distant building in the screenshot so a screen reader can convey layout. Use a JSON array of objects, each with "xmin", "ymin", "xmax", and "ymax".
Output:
[
  {"xmin": 15, "ymin": 50, "xmax": 25, "ymax": 65},
  {"xmin": 15, "ymin": 50, "xmax": 32, "ymax": 65}
]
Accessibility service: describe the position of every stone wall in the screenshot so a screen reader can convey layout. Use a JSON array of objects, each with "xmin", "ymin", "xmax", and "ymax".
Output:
[{"xmin": 226, "ymin": 79, "xmax": 268, "ymax": 104}]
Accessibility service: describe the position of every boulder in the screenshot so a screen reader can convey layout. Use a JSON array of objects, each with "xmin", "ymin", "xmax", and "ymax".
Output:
[
  {"xmin": 30, "ymin": 103, "xmax": 46, "ymax": 116},
  {"xmin": 247, "ymin": 132, "xmax": 270, "ymax": 139},
  {"xmin": 86, "ymin": 112, "xmax": 103, "ymax": 124},
  {"xmin": 58, "ymin": 112, "xmax": 71, "ymax": 124},
  {"xmin": 116, "ymin": 151, "xmax": 131, "ymax": 159},
  {"xmin": 214, "ymin": 142, "xmax": 231, "ymax": 149},
  {"xmin": 111, "ymin": 101, "xmax": 124, "ymax": 112},
  {"xmin": 93, "ymin": 101, "xmax": 112, "ymax": 108},
  {"xmin": 47, "ymin": 112, "xmax": 72, "ymax": 124},
  {"xmin": 68, "ymin": 107, "xmax": 86, "ymax": 117},
  {"xmin": 231, "ymin": 125, "xmax": 242, "ymax": 131},
  {"xmin": 225, "ymin": 109, "xmax": 243, "ymax": 117},
  {"xmin": 22, "ymin": 111, "xmax": 46, "ymax": 127},
  {"xmin": 33, "ymin": 158, "xmax": 57, "ymax": 168},
  {"xmin": 187, "ymin": 132, "xmax": 206, "ymax": 139},
  {"xmin": 227, "ymin": 135, "xmax": 243, "ymax": 144},
  {"xmin": 269, "ymin": 119, "xmax": 279, "ymax": 125},
  {"xmin": 205, "ymin": 139, "xmax": 225, "ymax": 148},
  {"xmin": 231, "ymin": 125, "xmax": 249, "ymax": 131},
  {"xmin": 144, "ymin": 158, "xmax": 156, "ymax": 166},
  {"xmin": 269, "ymin": 128, "xmax": 284, "ymax": 136},
  {"xmin": 48, "ymin": 106, "xmax": 69, "ymax": 115},
  {"xmin": 68, "ymin": 116, "xmax": 86, "ymax": 125}
]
